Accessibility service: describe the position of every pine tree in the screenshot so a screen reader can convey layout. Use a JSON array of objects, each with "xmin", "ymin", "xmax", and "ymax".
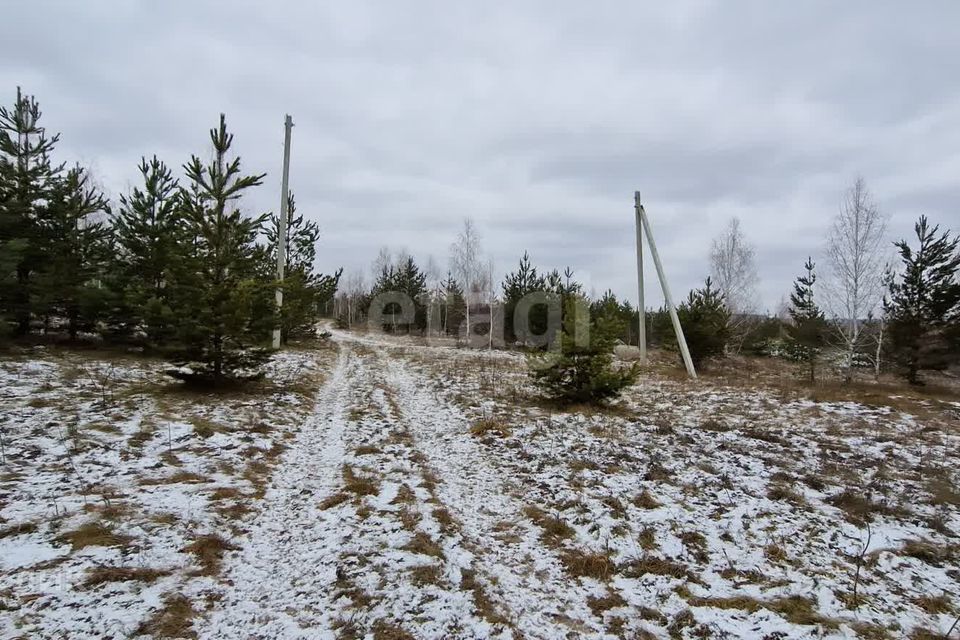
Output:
[
  {"xmin": 109, "ymin": 156, "xmax": 182, "ymax": 345},
  {"xmin": 167, "ymin": 114, "xmax": 272, "ymax": 384},
  {"xmin": 676, "ymin": 277, "xmax": 730, "ymax": 368},
  {"xmin": 501, "ymin": 251, "xmax": 546, "ymax": 343},
  {"xmin": 368, "ymin": 255, "xmax": 427, "ymax": 333},
  {"xmin": 590, "ymin": 290, "xmax": 637, "ymax": 346},
  {"xmin": 788, "ymin": 257, "xmax": 827, "ymax": 382},
  {"xmin": 266, "ymin": 193, "xmax": 341, "ymax": 343},
  {"xmin": 884, "ymin": 216, "xmax": 960, "ymax": 384},
  {"xmin": 441, "ymin": 272, "xmax": 465, "ymax": 336},
  {"xmin": 529, "ymin": 296, "xmax": 639, "ymax": 404},
  {"xmin": 32, "ymin": 166, "xmax": 111, "ymax": 339},
  {"xmin": 0, "ymin": 88, "xmax": 63, "ymax": 336}
]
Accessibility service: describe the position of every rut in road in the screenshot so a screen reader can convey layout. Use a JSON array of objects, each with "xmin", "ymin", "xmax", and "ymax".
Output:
[{"xmin": 197, "ymin": 333, "xmax": 606, "ymax": 639}]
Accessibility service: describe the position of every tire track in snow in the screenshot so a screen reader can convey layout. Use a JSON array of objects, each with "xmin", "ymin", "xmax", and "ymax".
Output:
[
  {"xmin": 378, "ymin": 349, "xmax": 606, "ymax": 639},
  {"xmin": 198, "ymin": 344, "xmax": 355, "ymax": 639}
]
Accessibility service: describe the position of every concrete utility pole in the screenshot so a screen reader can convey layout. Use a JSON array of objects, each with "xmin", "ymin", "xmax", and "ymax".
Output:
[
  {"xmin": 635, "ymin": 194, "xmax": 697, "ymax": 379},
  {"xmin": 272, "ymin": 114, "xmax": 293, "ymax": 350},
  {"xmin": 634, "ymin": 192, "xmax": 647, "ymax": 364}
]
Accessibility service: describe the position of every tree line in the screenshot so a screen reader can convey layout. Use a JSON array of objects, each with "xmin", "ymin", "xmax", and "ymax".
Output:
[
  {"xmin": 0, "ymin": 89, "xmax": 340, "ymax": 384},
  {"xmin": 336, "ymin": 178, "xmax": 959, "ymax": 393}
]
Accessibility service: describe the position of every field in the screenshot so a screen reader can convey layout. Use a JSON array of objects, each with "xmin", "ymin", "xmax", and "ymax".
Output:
[{"xmin": 1, "ymin": 328, "xmax": 958, "ymax": 639}]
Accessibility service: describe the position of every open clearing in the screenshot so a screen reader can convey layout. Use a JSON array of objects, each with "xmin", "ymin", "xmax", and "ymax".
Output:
[{"xmin": 1, "ymin": 329, "xmax": 958, "ymax": 639}]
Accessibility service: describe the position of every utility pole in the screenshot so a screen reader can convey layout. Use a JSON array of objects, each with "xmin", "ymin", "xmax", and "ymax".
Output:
[
  {"xmin": 272, "ymin": 114, "xmax": 293, "ymax": 350},
  {"xmin": 635, "ymin": 194, "xmax": 697, "ymax": 379},
  {"xmin": 634, "ymin": 192, "xmax": 646, "ymax": 364}
]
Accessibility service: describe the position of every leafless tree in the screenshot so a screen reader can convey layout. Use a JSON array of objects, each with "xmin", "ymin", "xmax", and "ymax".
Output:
[
  {"xmin": 824, "ymin": 177, "xmax": 888, "ymax": 382},
  {"xmin": 449, "ymin": 218, "xmax": 483, "ymax": 341},
  {"xmin": 710, "ymin": 217, "xmax": 759, "ymax": 351}
]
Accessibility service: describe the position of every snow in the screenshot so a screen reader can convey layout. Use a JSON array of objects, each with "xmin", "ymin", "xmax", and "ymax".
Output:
[{"xmin": 1, "ymin": 333, "xmax": 958, "ymax": 639}]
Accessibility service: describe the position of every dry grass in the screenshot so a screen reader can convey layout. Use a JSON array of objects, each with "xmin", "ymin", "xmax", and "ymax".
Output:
[
  {"xmin": 687, "ymin": 594, "xmax": 834, "ymax": 627},
  {"xmin": 136, "ymin": 593, "xmax": 198, "ymax": 639},
  {"xmin": 559, "ymin": 548, "xmax": 616, "ymax": 580},
  {"xmin": 343, "ymin": 465, "xmax": 380, "ymax": 497},
  {"xmin": 319, "ymin": 492, "xmax": 351, "ymax": 510},
  {"xmin": 182, "ymin": 533, "xmax": 238, "ymax": 576},
  {"xmin": 55, "ymin": 521, "xmax": 133, "ymax": 551},
  {"xmin": 621, "ymin": 555, "xmax": 694, "ymax": 581},
  {"xmin": 460, "ymin": 568, "xmax": 509, "ymax": 627},
  {"xmin": 633, "ymin": 490, "xmax": 662, "ymax": 509},
  {"xmin": 371, "ymin": 620, "xmax": 416, "ymax": 640},
  {"xmin": 82, "ymin": 566, "xmax": 171, "ymax": 588},
  {"xmin": 522, "ymin": 505, "xmax": 574, "ymax": 546},
  {"xmin": 402, "ymin": 532, "xmax": 443, "ymax": 558},
  {"xmin": 141, "ymin": 470, "xmax": 209, "ymax": 486},
  {"xmin": 901, "ymin": 539, "xmax": 959, "ymax": 566},
  {"xmin": 913, "ymin": 593, "xmax": 954, "ymax": 615},
  {"xmin": 354, "ymin": 444, "xmax": 382, "ymax": 455},
  {"xmin": 0, "ymin": 521, "xmax": 39, "ymax": 539},
  {"xmin": 587, "ymin": 591, "xmax": 627, "ymax": 616},
  {"xmin": 470, "ymin": 418, "xmax": 512, "ymax": 439}
]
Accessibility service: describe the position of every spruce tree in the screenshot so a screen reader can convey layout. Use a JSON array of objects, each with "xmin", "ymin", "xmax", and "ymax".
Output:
[
  {"xmin": 788, "ymin": 257, "xmax": 827, "ymax": 382},
  {"xmin": 32, "ymin": 167, "xmax": 111, "ymax": 339},
  {"xmin": 676, "ymin": 277, "xmax": 730, "ymax": 368},
  {"xmin": 0, "ymin": 88, "xmax": 63, "ymax": 336},
  {"xmin": 167, "ymin": 114, "xmax": 271, "ymax": 384},
  {"xmin": 110, "ymin": 156, "xmax": 182, "ymax": 345},
  {"xmin": 884, "ymin": 216, "xmax": 960, "ymax": 384}
]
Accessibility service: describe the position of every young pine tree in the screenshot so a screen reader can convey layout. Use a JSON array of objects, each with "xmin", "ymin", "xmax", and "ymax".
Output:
[
  {"xmin": 884, "ymin": 216, "xmax": 960, "ymax": 384},
  {"xmin": 110, "ymin": 156, "xmax": 182, "ymax": 346},
  {"xmin": 168, "ymin": 114, "xmax": 272, "ymax": 384},
  {"xmin": 676, "ymin": 277, "xmax": 730, "ymax": 369},
  {"xmin": 501, "ymin": 251, "xmax": 546, "ymax": 343},
  {"xmin": 32, "ymin": 167, "xmax": 111, "ymax": 339},
  {"xmin": 441, "ymin": 272, "xmax": 465, "ymax": 336},
  {"xmin": 0, "ymin": 88, "xmax": 63, "ymax": 336},
  {"xmin": 266, "ymin": 193, "xmax": 341, "ymax": 343},
  {"xmin": 529, "ymin": 296, "xmax": 639, "ymax": 405},
  {"xmin": 788, "ymin": 257, "xmax": 828, "ymax": 382}
]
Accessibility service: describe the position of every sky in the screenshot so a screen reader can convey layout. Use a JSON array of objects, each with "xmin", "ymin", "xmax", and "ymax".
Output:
[{"xmin": 2, "ymin": 1, "xmax": 959, "ymax": 311}]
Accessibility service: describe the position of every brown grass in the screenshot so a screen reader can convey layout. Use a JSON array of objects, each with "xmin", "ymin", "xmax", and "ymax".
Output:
[
  {"xmin": 56, "ymin": 521, "xmax": 133, "ymax": 551},
  {"xmin": 182, "ymin": 533, "xmax": 238, "ymax": 576},
  {"xmin": 461, "ymin": 568, "xmax": 509, "ymax": 627},
  {"xmin": 371, "ymin": 620, "xmax": 416, "ymax": 640},
  {"xmin": 522, "ymin": 505, "xmax": 574, "ymax": 546},
  {"xmin": 901, "ymin": 539, "xmax": 958, "ymax": 566},
  {"xmin": 343, "ymin": 465, "xmax": 380, "ymax": 497},
  {"xmin": 687, "ymin": 594, "xmax": 834, "ymax": 627},
  {"xmin": 319, "ymin": 492, "xmax": 351, "ymax": 510},
  {"xmin": 0, "ymin": 521, "xmax": 39, "ymax": 539},
  {"xmin": 470, "ymin": 418, "xmax": 512, "ymax": 439},
  {"xmin": 621, "ymin": 555, "xmax": 693, "ymax": 581},
  {"xmin": 559, "ymin": 548, "xmax": 616, "ymax": 580},
  {"xmin": 402, "ymin": 532, "xmax": 443, "ymax": 558},
  {"xmin": 136, "ymin": 593, "xmax": 197, "ymax": 639},
  {"xmin": 82, "ymin": 566, "xmax": 171, "ymax": 588},
  {"xmin": 633, "ymin": 490, "xmax": 662, "ymax": 509},
  {"xmin": 587, "ymin": 591, "xmax": 627, "ymax": 616},
  {"xmin": 913, "ymin": 593, "xmax": 954, "ymax": 615}
]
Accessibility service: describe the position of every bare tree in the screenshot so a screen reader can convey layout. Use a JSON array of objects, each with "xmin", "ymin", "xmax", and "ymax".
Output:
[
  {"xmin": 824, "ymin": 177, "xmax": 888, "ymax": 382},
  {"xmin": 710, "ymin": 217, "xmax": 759, "ymax": 351},
  {"xmin": 449, "ymin": 218, "xmax": 482, "ymax": 341}
]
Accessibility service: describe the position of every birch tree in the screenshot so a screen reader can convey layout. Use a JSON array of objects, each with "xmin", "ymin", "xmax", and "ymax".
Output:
[
  {"xmin": 449, "ymin": 218, "xmax": 482, "ymax": 341},
  {"xmin": 824, "ymin": 177, "xmax": 888, "ymax": 382},
  {"xmin": 710, "ymin": 217, "xmax": 758, "ymax": 352}
]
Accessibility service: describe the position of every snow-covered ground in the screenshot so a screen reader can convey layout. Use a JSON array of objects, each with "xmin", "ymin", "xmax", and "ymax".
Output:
[{"xmin": 1, "ymin": 332, "xmax": 957, "ymax": 639}]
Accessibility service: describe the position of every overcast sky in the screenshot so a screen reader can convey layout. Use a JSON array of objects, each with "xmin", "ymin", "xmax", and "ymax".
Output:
[{"xmin": 3, "ymin": 1, "xmax": 959, "ymax": 310}]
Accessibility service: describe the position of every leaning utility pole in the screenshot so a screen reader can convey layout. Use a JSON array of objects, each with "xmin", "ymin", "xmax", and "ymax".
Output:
[
  {"xmin": 634, "ymin": 192, "xmax": 697, "ymax": 379},
  {"xmin": 634, "ymin": 192, "xmax": 646, "ymax": 364},
  {"xmin": 272, "ymin": 114, "xmax": 293, "ymax": 350}
]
